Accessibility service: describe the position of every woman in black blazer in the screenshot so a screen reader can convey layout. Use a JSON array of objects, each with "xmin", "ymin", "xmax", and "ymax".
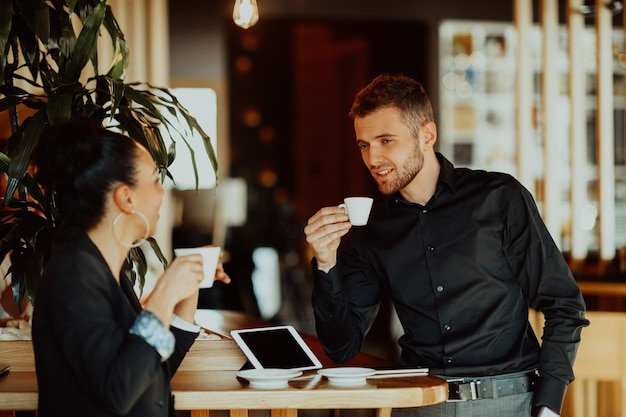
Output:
[{"xmin": 30, "ymin": 115, "xmax": 230, "ymax": 417}]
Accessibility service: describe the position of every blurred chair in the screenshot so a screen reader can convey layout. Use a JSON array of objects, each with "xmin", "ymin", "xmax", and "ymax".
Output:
[
  {"xmin": 528, "ymin": 309, "xmax": 626, "ymax": 417},
  {"xmin": 567, "ymin": 311, "xmax": 626, "ymax": 417},
  {"xmin": 528, "ymin": 310, "xmax": 626, "ymax": 417}
]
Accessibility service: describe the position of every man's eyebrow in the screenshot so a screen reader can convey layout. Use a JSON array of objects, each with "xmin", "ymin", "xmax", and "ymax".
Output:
[{"xmin": 374, "ymin": 132, "xmax": 397, "ymax": 139}]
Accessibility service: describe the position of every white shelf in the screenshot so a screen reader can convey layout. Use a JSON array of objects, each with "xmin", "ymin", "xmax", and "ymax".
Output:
[{"xmin": 438, "ymin": 19, "xmax": 626, "ymax": 252}]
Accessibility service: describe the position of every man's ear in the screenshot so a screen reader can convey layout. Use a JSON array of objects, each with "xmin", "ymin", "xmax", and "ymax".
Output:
[
  {"xmin": 421, "ymin": 121, "xmax": 438, "ymax": 150},
  {"xmin": 113, "ymin": 184, "xmax": 134, "ymax": 213}
]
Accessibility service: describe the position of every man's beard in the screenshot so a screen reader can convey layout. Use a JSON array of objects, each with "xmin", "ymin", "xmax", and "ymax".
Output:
[{"xmin": 376, "ymin": 142, "xmax": 424, "ymax": 195}]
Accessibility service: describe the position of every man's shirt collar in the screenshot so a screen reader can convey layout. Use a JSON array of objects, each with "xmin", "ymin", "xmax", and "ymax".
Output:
[{"xmin": 384, "ymin": 152, "xmax": 457, "ymax": 210}]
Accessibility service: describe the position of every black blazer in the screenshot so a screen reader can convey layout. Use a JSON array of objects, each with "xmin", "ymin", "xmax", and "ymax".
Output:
[{"xmin": 32, "ymin": 226, "xmax": 198, "ymax": 417}]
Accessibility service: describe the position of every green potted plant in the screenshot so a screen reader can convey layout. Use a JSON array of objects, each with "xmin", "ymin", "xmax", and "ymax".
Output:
[{"xmin": 0, "ymin": 0, "xmax": 217, "ymax": 312}]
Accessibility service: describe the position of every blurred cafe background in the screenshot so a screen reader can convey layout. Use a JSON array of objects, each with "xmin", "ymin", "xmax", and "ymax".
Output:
[
  {"xmin": 162, "ymin": 0, "xmax": 626, "ymax": 357},
  {"xmin": 2, "ymin": 1, "xmax": 626, "ymax": 414}
]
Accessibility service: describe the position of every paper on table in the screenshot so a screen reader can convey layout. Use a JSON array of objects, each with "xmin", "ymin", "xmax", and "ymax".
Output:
[
  {"xmin": 194, "ymin": 310, "xmax": 230, "ymax": 338},
  {"xmin": 367, "ymin": 368, "xmax": 429, "ymax": 379}
]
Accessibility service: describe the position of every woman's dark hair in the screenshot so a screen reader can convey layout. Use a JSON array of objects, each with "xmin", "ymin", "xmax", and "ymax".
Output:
[
  {"xmin": 32, "ymin": 115, "xmax": 140, "ymax": 230},
  {"xmin": 349, "ymin": 74, "xmax": 434, "ymax": 137}
]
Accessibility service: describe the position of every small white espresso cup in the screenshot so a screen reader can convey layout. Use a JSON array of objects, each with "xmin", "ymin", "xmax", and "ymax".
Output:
[
  {"xmin": 339, "ymin": 197, "xmax": 373, "ymax": 226},
  {"xmin": 173, "ymin": 246, "xmax": 221, "ymax": 288}
]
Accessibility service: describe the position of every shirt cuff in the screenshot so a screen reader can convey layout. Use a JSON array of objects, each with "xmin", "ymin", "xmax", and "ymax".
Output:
[
  {"xmin": 532, "ymin": 374, "xmax": 567, "ymax": 414},
  {"xmin": 171, "ymin": 314, "xmax": 201, "ymax": 333},
  {"xmin": 311, "ymin": 258, "xmax": 343, "ymax": 296},
  {"xmin": 129, "ymin": 310, "xmax": 175, "ymax": 361}
]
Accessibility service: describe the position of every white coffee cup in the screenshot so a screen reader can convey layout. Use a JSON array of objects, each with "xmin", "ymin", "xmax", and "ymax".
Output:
[
  {"xmin": 173, "ymin": 246, "xmax": 221, "ymax": 288},
  {"xmin": 339, "ymin": 197, "xmax": 373, "ymax": 226}
]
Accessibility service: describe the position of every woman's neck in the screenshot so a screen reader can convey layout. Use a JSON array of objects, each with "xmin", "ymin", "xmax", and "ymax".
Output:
[{"xmin": 87, "ymin": 219, "xmax": 128, "ymax": 283}]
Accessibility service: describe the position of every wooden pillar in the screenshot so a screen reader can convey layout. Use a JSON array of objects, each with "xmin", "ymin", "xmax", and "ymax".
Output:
[
  {"xmin": 149, "ymin": 0, "xmax": 170, "ymax": 85},
  {"xmin": 129, "ymin": 0, "xmax": 148, "ymax": 82},
  {"xmin": 596, "ymin": 0, "xmax": 616, "ymax": 262},
  {"xmin": 567, "ymin": 0, "xmax": 588, "ymax": 261},
  {"xmin": 540, "ymin": 0, "xmax": 562, "ymax": 244},
  {"xmin": 514, "ymin": 0, "xmax": 536, "ymax": 196},
  {"xmin": 107, "ymin": 0, "xmax": 169, "ymax": 85}
]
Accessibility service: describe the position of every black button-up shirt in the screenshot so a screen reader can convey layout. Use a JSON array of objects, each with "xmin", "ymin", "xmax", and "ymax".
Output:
[{"xmin": 312, "ymin": 153, "xmax": 588, "ymax": 412}]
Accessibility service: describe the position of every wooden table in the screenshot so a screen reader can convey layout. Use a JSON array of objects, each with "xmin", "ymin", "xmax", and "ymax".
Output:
[
  {"xmin": 0, "ymin": 368, "xmax": 447, "ymax": 417},
  {"xmin": 172, "ymin": 370, "xmax": 447, "ymax": 417},
  {"xmin": 0, "ymin": 370, "xmax": 447, "ymax": 417},
  {"xmin": 0, "ymin": 309, "xmax": 448, "ymax": 417}
]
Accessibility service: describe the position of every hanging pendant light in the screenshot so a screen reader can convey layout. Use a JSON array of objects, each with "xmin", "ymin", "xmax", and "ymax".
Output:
[{"xmin": 233, "ymin": 0, "xmax": 259, "ymax": 29}]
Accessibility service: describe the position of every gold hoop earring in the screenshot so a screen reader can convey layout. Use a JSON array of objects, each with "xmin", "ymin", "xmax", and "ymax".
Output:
[{"xmin": 112, "ymin": 210, "xmax": 150, "ymax": 248}]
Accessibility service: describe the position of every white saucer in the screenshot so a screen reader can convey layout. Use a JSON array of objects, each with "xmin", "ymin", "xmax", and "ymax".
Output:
[
  {"xmin": 236, "ymin": 368, "xmax": 303, "ymax": 389},
  {"xmin": 318, "ymin": 367, "xmax": 376, "ymax": 386}
]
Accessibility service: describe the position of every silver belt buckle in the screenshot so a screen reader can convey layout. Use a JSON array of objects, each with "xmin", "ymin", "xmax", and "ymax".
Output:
[
  {"xmin": 469, "ymin": 380, "xmax": 481, "ymax": 400},
  {"xmin": 446, "ymin": 378, "xmax": 463, "ymax": 403},
  {"xmin": 446, "ymin": 378, "xmax": 482, "ymax": 402}
]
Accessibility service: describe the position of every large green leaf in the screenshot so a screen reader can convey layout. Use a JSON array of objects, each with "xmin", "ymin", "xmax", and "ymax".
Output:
[
  {"xmin": 63, "ymin": 1, "xmax": 105, "ymax": 81},
  {"xmin": 122, "ymin": 83, "xmax": 219, "ymax": 188},
  {"xmin": 5, "ymin": 213, "xmax": 47, "ymax": 252},
  {"xmin": 115, "ymin": 108, "xmax": 170, "ymax": 171},
  {"xmin": 94, "ymin": 75, "xmax": 125, "ymax": 118},
  {"xmin": 13, "ymin": 14, "xmax": 41, "ymax": 80},
  {"xmin": 9, "ymin": 254, "xmax": 27, "ymax": 312},
  {"xmin": 46, "ymin": 92, "xmax": 73, "ymax": 125},
  {"xmin": 4, "ymin": 109, "xmax": 47, "ymax": 206},
  {"xmin": 20, "ymin": 0, "xmax": 50, "ymax": 44},
  {"xmin": 9, "ymin": 238, "xmax": 46, "ymax": 309},
  {"xmin": 123, "ymin": 85, "xmax": 169, "ymax": 124},
  {"xmin": 45, "ymin": 3, "xmax": 65, "ymax": 63},
  {"xmin": 128, "ymin": 246, "xmax": 147, "ymax": 292},
  {"xmin": 102, "ymin": 5, "xmax": 128, "ymax": 79},
  {"xmin": 106, "ymin": 41, "xmax": 127, "ymax": 79},
  {"xmin": 0, "ymin": 0, "xmax": 13, "ymax": 84},
  {"xmin": 0, "ymin": 0, "xmax": 12, "ymax": 53},
  {"xmin": 0, "ymin": 94, "xmax": 27, "ymax": 113},
  {"xmin": 0, "ymin": 0, "xmax": 218, "ymax": 305},
  {"xmin": 0, "ymin": 84, "xmax": 29, "ymax": 96},
  {"xmin": 0, "ymin": 152, "xmax": 8, "ymax": 170},
  {"xmin": 146, "ymin": 236, "xmax": 168, "ymax": 270},
  {"xmin": 153, "ymin": 85, "xmax": 219, "ymax": 175},
  {"xmin": 54, "ymin": 3, "xmax": 76, "ymax": 73},
  {"xmin": 65, "ymin": 0, "xmax": 79, "ymax": 13},
  {"xmin": 0, "ymin": 153, "xmax": 46, "ymax": 208}
]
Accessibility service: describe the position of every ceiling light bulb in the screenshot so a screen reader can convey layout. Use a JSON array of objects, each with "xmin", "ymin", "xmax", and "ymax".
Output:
[{"xmin": 233, "ymin": 0, "xmax": 259, "ymax": 29}]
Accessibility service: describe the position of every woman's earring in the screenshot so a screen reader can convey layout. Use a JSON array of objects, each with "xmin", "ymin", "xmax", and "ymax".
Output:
[{"xmin": 112, "ymin": 210, "xmax": 150, "ymax": 248}]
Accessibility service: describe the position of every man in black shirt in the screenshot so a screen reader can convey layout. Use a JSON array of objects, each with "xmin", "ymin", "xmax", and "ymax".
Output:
[{"xmin": 304, "ymin": 74, "xmax": 588, "ymax": 417}]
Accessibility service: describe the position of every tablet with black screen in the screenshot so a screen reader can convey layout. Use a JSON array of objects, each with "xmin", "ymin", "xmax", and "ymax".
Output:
[{"xmin": 230, "ymin": 325, "xmax": 323, "ymax": 371}]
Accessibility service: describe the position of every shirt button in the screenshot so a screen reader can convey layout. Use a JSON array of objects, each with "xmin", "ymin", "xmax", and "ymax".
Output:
[
  {"xmin": 436, "ymin": 285, "xmax": 444, "ymax": 292},
  {"xmin": 444, "ymin": 324, "xmax": 451, "ymax": 331},
  {"xmin": 422, "ymin": 209, "xmax": 428, "ymax": 214},
  {"xmin": 427, "ymin": 246, "xmax": 435, "ymax": 252},
  {"xmin": 445, "ymin": 356, "xmax": 453, "ymax": 364}
]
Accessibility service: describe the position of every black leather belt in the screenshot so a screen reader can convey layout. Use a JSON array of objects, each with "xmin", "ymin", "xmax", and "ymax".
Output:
[{"xmin": 446, "ymin": 371, "xmax": 536, "ymax": 401}]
